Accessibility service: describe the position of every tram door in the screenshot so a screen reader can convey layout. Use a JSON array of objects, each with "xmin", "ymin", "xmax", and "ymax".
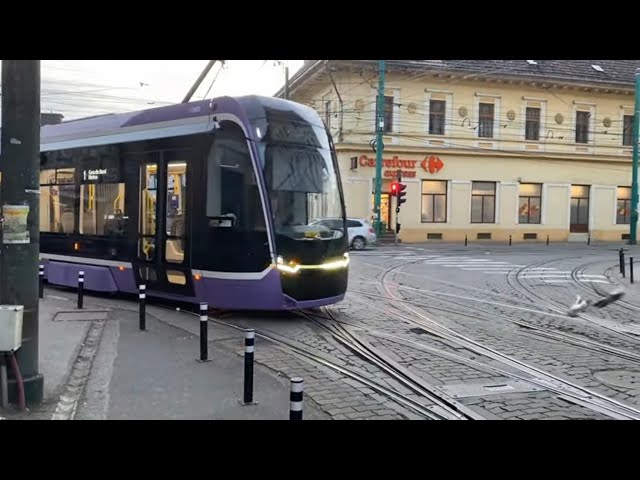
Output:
[{"xmin": 135, "ymin": 151, "xmax": 195, "ymax": 296}]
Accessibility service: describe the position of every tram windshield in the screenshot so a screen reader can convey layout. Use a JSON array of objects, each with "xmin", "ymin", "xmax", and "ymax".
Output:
[{"xmin": 255, "ymin": 107, "xmax": 346, "ymax": 263}]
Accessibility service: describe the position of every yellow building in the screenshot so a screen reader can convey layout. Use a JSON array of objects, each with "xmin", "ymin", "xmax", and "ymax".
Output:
[{"xmin": 277, "ymin": 60, "xmax": 640, "ymax": 243}]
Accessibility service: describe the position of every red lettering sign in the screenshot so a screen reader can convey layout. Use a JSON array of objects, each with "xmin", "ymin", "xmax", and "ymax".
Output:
[{"xmin": 357, "ymin": 155, "xmax": 444, "ymax": 174}]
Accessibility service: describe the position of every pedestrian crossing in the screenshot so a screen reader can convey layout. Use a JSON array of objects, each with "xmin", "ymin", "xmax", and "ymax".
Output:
[{"xmin": 352, "ymin": 249, "xmax": 611, "ymax": 284}]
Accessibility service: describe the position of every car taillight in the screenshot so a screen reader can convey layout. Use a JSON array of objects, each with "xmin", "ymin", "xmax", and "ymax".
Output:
[{"xmin": 369, "ymin": 227, "xmax": 375, "ymax": 234}]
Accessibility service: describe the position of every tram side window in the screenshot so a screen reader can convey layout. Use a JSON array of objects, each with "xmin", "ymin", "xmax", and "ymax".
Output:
[
  {"xmin": 79, "ymin": 183, "xmax": 126, "ymax": 236},
  {"xmin": 206, "ymin": 121, "xmax": 264, "ymax": 230},
  {"xmin": 204, "ymin": 121, "xmax": 269, "ymax": 272},
  {"xmin": 40, "ymin": 168, "xmax": 77, "ymax": 233}
]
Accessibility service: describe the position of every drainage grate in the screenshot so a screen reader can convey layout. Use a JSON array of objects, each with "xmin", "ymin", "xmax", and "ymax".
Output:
[
  {"xmin": 477, "ymin": 233, "xmax": 492, "ymax": 240},
  {"xmin": 427, "ymin": 233, "xmax": 443, "ymax": 240},
  {"xmin": 523, "ymin": 233, "xmax": 538, "ymax": 240},
  {"xmin": 53, "ymin": 311, "xmax": 109, "ymax": 322},
  {"xmin": 435, "ymin": 379, "xmax": 543, "ymax": 398}
]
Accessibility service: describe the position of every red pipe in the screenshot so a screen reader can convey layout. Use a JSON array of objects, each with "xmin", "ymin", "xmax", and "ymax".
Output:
[{"xmin": 8, "ymin": 352, "xmax": 25, "ymax": 411}]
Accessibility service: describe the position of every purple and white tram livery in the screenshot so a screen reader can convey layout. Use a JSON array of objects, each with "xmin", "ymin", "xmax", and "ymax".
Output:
[{"xmin": 39, "ymin": 95, "xmax": 349, "ymax": 310}]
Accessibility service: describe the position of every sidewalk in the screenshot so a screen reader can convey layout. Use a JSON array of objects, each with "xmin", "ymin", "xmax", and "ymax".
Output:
[{"xmin": 1, "ymin": 289, "xmax": 328, "ymax": 420}]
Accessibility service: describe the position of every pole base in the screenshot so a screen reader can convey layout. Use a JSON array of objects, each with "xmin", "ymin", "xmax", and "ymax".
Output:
[
  {"xmin": 238, "ymin": 399, "xmax": 258, "ymax": 406},
  {"xmin": 196, "ymin": 358, "xmax": 212, "ymax": 363},
  {"xmin": 6, "ymin": 373, "xmax": 44, "ymax": 406}
]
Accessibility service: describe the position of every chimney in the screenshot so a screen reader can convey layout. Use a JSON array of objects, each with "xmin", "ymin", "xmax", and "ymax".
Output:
[{"xmin": 41, "ymin": 112, "xmax": 64, "ymax": 126}]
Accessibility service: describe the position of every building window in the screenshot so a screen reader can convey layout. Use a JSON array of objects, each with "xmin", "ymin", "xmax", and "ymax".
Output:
[
  {"xmin": 39, "ymin": 168, "xmax": 77, "ymax": 233},
  {"xmin": 421, "ymin": 180, "xmax": 447, "ymax": 223},
  {"xmin": 575, "ymin": 111, "xmax": 590, "ymax": 144},
  {"xmin": 617, "ymin": 186, "xmax": 632, "ymax": 224},
  {"xmin": 518, "ymin": 183, "xmax": 541, "ymax": 224},
  {"xmin": 525, "ymin": 107, "xmax": 540, "ymax": 141},
  {"xmin": 383, "ymin": 95, "xmax": 394, "ymax": 133},
  {"xmin": 471, "ymin": 181, "xmax": 496, "ymax": 223},
  {"xmin": 478, "ymin": 103, "xmax": 494, "ymax": 138},
  {"xmin": 429, "ymin": 99, "xmax": 446, "ymax": 135},
  {"xmin": 623, "ymin": 115, "xmax": 634, "ymax": 147}
]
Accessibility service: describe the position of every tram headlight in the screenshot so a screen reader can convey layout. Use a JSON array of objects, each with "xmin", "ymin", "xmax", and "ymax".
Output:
[
  {"xmin": 275, "ymin": 253, "xmax": 349, "ymax": 274},
  {"xmin": 276, "ymin": 255, "xmax": 301, "ymax": 274}
]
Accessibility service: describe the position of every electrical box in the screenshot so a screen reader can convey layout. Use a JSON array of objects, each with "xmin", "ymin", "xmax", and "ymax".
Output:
[{"xmin": 0, "ymin": 305, "xmax": 24, "ymax": 352}]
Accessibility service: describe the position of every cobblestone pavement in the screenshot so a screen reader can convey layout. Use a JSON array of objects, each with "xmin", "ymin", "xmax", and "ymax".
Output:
[
  {"xmin": 175, "ymin": 243, "xmax": 639, "ymax": 420},
  {"xmin": 334, "ymin": 243, "xmax": 640, "ymax": 419}
]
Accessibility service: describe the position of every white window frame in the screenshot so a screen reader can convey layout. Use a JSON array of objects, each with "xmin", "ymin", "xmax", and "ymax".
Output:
[
  {"xmin": 474, "ymin": 93, "xmax": 501, "ymax": 143},
  {"xmin": 573, "ymin": 102, "xmax": 595, "ymax": 147}
]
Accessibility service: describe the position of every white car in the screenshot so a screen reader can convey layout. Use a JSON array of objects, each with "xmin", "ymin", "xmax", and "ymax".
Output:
[{"xmin": 310, "ymin": 217, "xmax": 377, "ymax": 250}]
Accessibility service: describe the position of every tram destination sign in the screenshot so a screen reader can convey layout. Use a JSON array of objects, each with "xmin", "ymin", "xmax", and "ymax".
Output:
[{"xmin": 82, "ymin": 167, "xmax": 119, "ymax": 183}]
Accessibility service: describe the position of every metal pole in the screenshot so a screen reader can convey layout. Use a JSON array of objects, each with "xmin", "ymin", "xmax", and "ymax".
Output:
[
  {"xmin": 373, "ymin": 60, "xmax": 386, "ymax": 236},
  {"xmin": 465, "ymin": 235, "xmax": 468, "ymax": 247},
  {"xmin": 631, "ymin": 257, "xmax": 635, "ymax": 284},
  {"xmin": 620, "ymin": 248, "xmax": 624, "ymax": 275},
  {"xmin": 630, "ymin": 68, "xmax": 640, "ymax": 245},
  {"xmin": 0, "ymin": 356, "xmax": 8, "ymax": 410},
  {"xmin": 0, "ymin": 60, "xmax": 43, "ymax": 405},
  {"xmin": 284, "ymin": 65, "xmax": 289, "ymax": 100},
  {"xmin": 509, "ymin": 235, "xmax": 512, "ymax": 246},
  {"xmin": 139, "ymin": 284, "xmax": 146, "ymax": 331},
  {"xmin": 243, "ymin": 329, "xmax": 255, "ymax": 405},
  {"xmin": 622, "ymin": 251, "xmax": 626, "ymax": 278},
  {"xmin": 546, "ymin": 235, "xmax": 549, "ymax": 246},
  {"xmin": 38, "ymin": 264, "xmax": 44, "ymax": 299},
  {"xmin": 77, "ymin": 271, "xmax": 84, "ymax": 309},
  {"xmin": 199, "ymin": 302, "xmax": 209, "ymax": 362},
  {"xmin": 181, "ymin": 60, "xmax": 218, "ymax": 103},
  {"xmin": 289, "ymin": 377, "xmax": 303, "ymax": 420}
]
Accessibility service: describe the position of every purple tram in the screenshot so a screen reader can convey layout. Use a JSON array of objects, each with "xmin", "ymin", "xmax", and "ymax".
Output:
[{"xmin": 38, "ymin": 95, "xmax": 349, "ymax": 310}]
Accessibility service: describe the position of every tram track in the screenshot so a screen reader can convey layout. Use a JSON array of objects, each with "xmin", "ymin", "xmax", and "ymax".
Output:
[{"xmin": 354, "ymin": 257, "xmax": 640, "ymax": 419}]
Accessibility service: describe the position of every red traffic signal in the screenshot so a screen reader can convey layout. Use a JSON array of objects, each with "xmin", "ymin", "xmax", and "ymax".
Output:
[{"xmin": 390, "ymin": 182, "xmax": 399, "ymax": 196}]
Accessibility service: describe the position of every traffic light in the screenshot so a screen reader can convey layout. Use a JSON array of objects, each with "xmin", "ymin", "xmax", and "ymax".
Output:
[
  {"xmin": 390, "ymin": 182, "xmax": 399, "ymax": 197},
  {"xmin": 397, "ymin": 182, "xmax": 407, "ymax": 206}
]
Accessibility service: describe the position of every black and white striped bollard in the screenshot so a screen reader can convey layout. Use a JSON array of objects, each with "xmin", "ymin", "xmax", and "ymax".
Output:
[
  {"xmin": 289, "ymin": 377, "xmax": 304, "ymax": 420},
  {"xmin": 198, "ymin": 302, "xmax": 209, "ymax": 362},
  {"xmin": 139, "ymin": 284, "xmax": 146, "ymax": 331},
  {"xmin": 242, "ymin": 329, "xmax": 256, "ymax": 405},
  {"xmin": 39, "ymin": 265, "xmax": 44, "ymax": 299},
  {"xmin": 77, "ymin": 271, "xmax": 84, "ymax": 309}
]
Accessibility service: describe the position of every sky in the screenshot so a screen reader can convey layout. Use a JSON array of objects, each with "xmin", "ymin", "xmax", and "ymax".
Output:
[{"xmin": 31, "ymin": 60, "xmax": 304, "ymax": 121}]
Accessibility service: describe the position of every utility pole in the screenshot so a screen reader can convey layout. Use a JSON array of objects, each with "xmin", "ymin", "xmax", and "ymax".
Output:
[
  {"xmin": 630, "ymin": 68, "xmax": 640, "ymax": 245},
  {"xmin": 373, "ymin": 60, "xmax": 386, "ymax": 235},
  {"xmin": 0, "ymin": 60, "xmax": 43, "ymax": 404}
]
